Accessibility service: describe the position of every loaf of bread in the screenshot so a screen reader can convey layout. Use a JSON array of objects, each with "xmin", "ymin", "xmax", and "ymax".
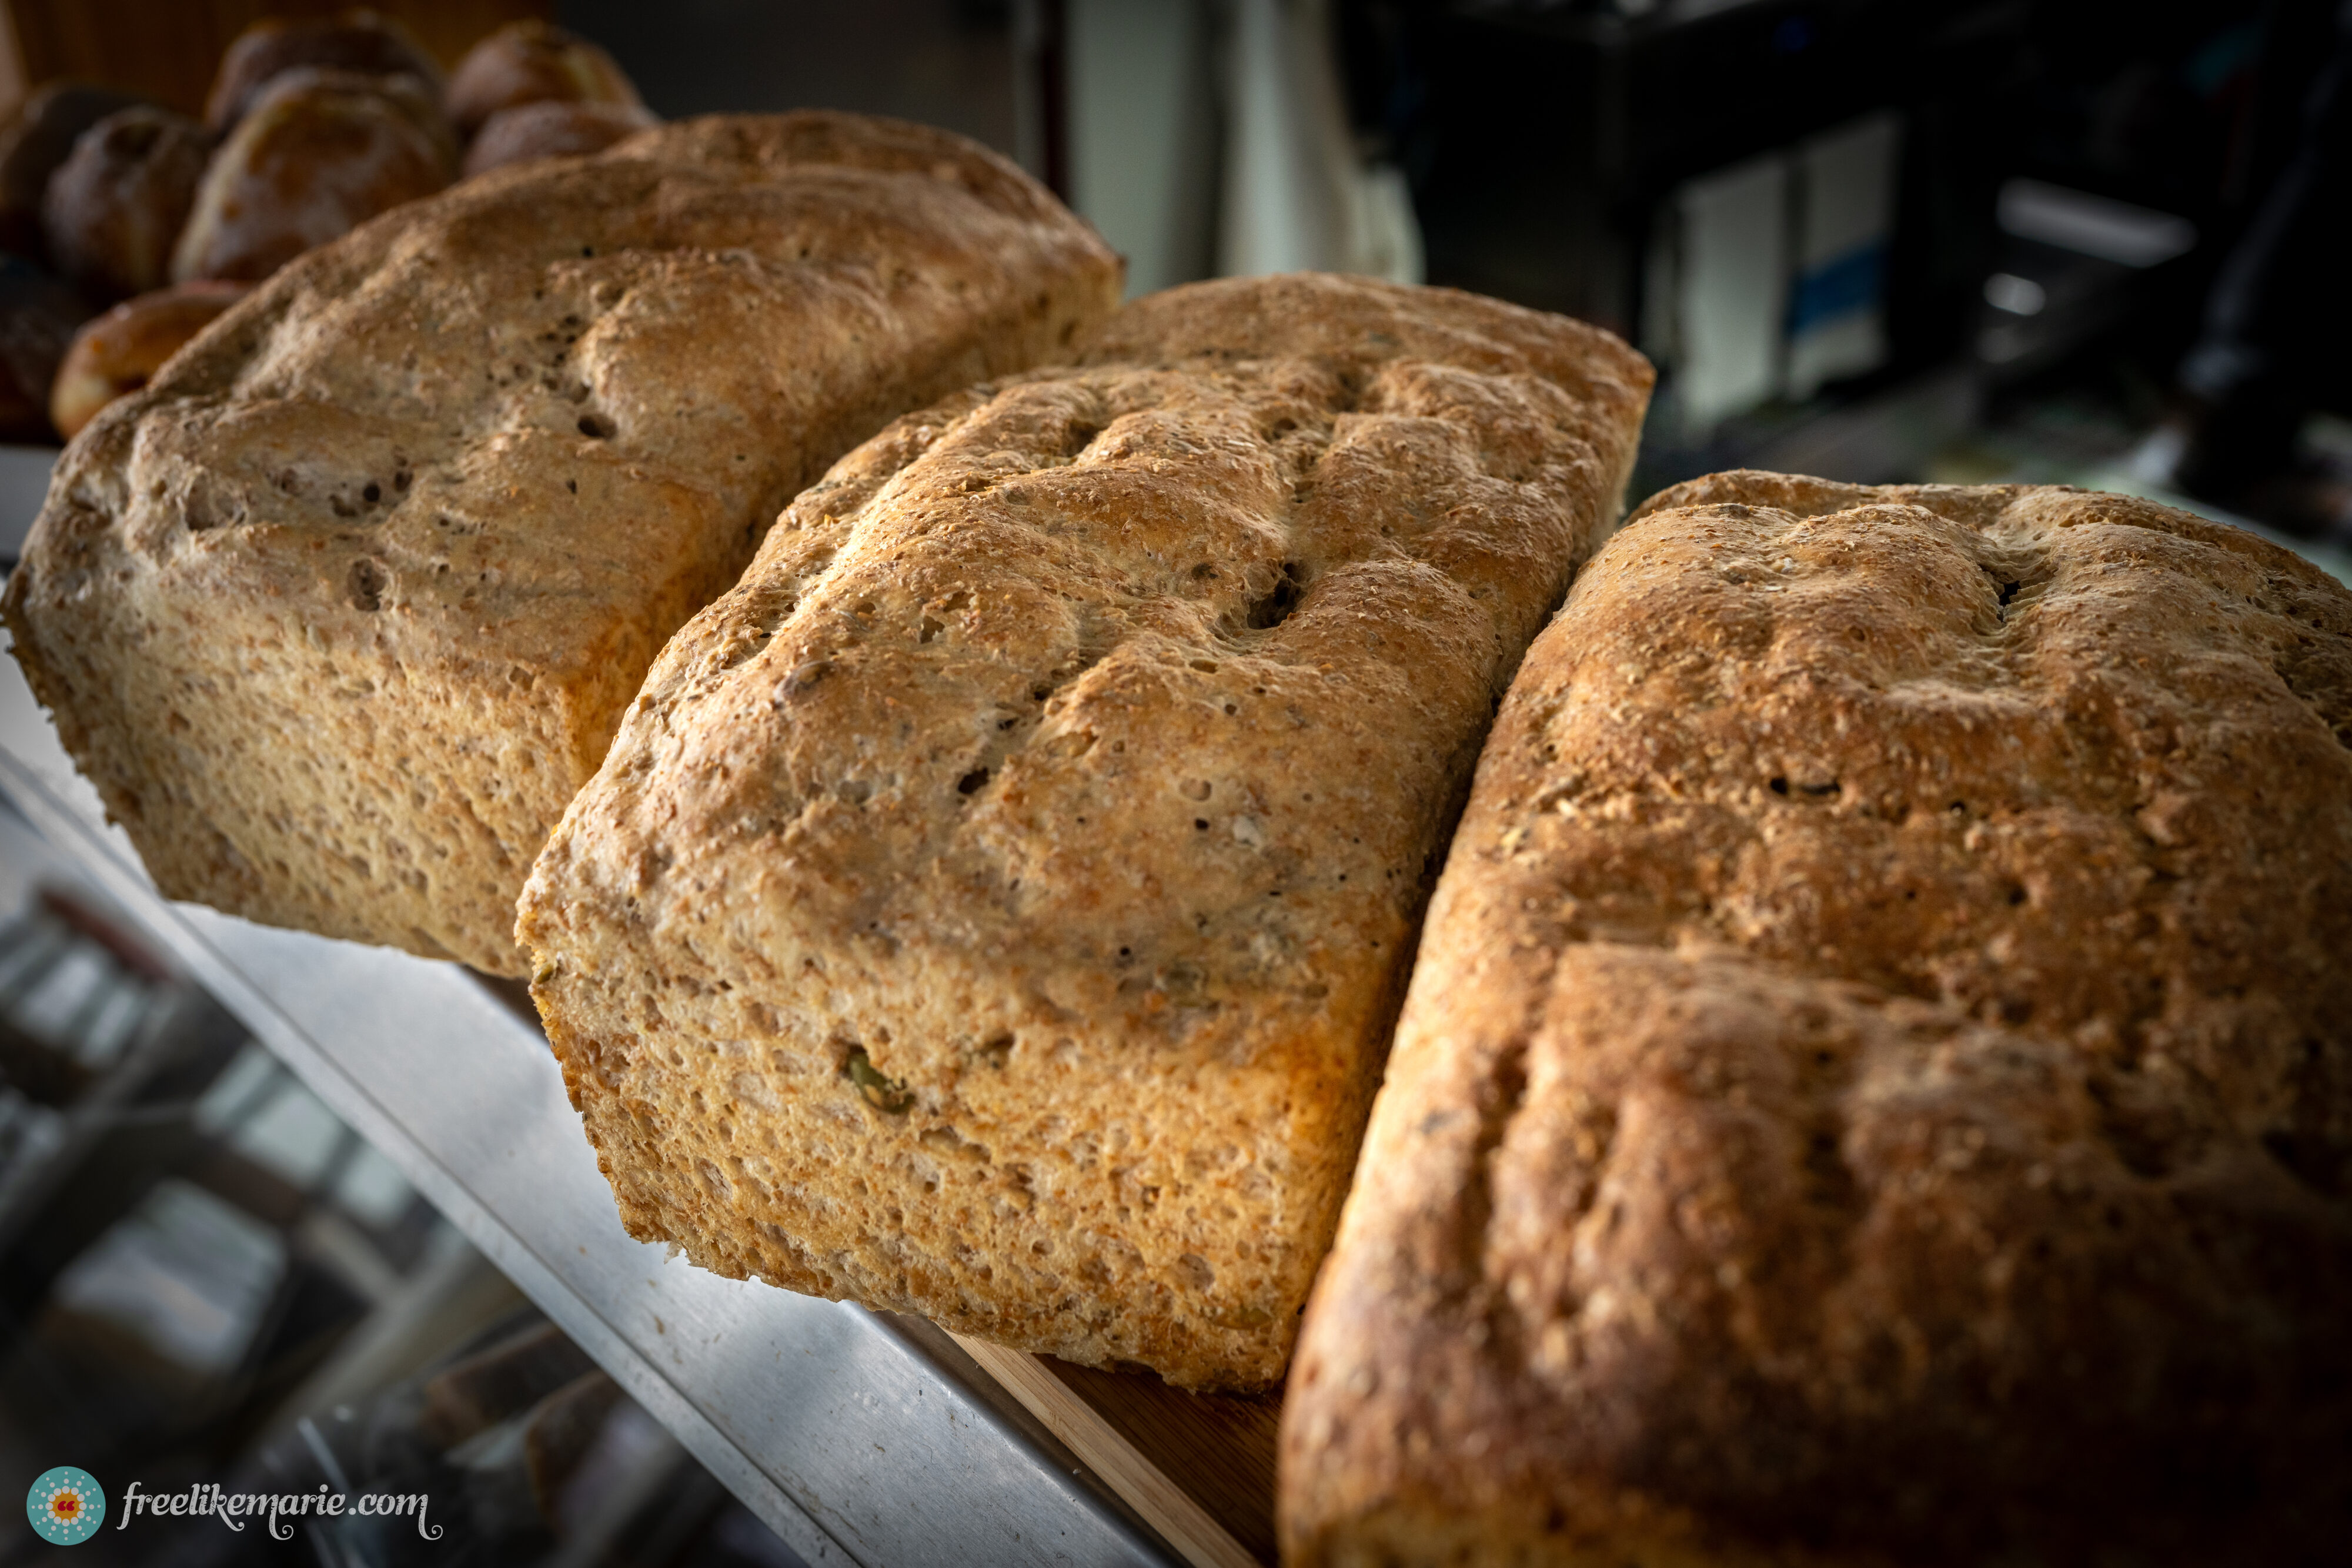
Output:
[
  {"xmin": 173, "ymin": 68, "xmax": 456, "ymax": 285},
  {"xmin": 1281, "ymin": 473, "xmax": 2352, "ymax": 1564},
  {"xmin": 4, "ymin": 112, "xmax": 1122, "ymax": 977},
  {"xmin": 40, "ymin": 106, "xmax": 210, "ymax": 303},
  {"xmin": 516, "ymin": 274, "xmax": 1654, "ymax": 1389}
]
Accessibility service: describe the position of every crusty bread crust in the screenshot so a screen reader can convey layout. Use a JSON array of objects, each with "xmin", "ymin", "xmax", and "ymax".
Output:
[
  {"xmin": 1282, "ymin": 474, "xmax": 2352, "ymax": 1564},
  {"xmin": 3, "ymin": 111, "xmax": 1121, "ymax": 975},
  {"xmin": 517, "ymin": 275, "xmax": 1653, "ymax": 1388}
]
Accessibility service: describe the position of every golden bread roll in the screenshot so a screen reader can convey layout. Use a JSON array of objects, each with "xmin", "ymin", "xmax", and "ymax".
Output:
[
  {"xmin": 49, "ymin": 280, "xmax": 248, "ymax": 440},
  {"xmin": 447, "ymin": 21, "xmax": 644, "ymax": 141},
  {"xmin": 172, "ymin": 69, "xmax": 453, "ymax": 285}
]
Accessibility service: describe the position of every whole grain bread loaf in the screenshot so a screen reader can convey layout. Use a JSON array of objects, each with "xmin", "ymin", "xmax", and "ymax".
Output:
[
  {"xmin": 516, "ymin": 274, "xmax": 1653, "ymax": 1388},
  {"xmin": 1280, "ymin": 473, "xmax": 2352, "ymax": 1565},
  {"xmin": 3, "ymin": 111, "xmax": 1121, "ymax": 975}
]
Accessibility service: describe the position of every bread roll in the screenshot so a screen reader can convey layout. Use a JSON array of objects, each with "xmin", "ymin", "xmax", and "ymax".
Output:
[
  {"xmin": 5, "ymin": 112, "xmax": 1121, "ymax": 976},
  {"xmin": 203, "ymin": 8, "xmax": 442, "ymax": 134},
  {"xmin": 516, "ymin": 275, "xmax": 1654, "ymax": 1389},
  {"xmin": 0, "ymin": 82, "xmax": 147, "ymax": 260},
  {"xmin": 39, "ymin": 107, "xmax": 211, "ymax": 303},
  {"xmin": 447, "ymin": 21, "xmax": 644, "ymax": 141},
  {"xmin": 1280, "ymin": 473, "xmax": 2352, "ymax": 1564},
  {"xmin": 463, "ymin": 101, "xmax": 656, "ymax": 180},
  {"xmin": 172, "ymin": 69, "xmax": 454, "ymax": 285},
  {"xmin": 49, "ymin": 281, "xmax": 248, "ymax": 440},
  {"xmin": 0, "ymin": 254, "xmax": 89, "ymax": 441}
]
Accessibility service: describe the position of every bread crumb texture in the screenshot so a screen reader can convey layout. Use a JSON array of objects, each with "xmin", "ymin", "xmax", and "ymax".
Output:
[
  {"xmin": 1281, "ymin": 472, "xmax": 2352, "ymax": 1565},
  {"xmin": 2, "ymin": 111, "xmax": 1121, "ymax": 975},
  {"xmin": 518, "ymin": 275, "xmax": 1653, "ymax": 1389}
]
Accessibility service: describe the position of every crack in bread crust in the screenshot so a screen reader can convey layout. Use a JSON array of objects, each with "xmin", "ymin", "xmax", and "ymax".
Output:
[
  {"xmin": 1282, "ymin": 474, "xmax": 2352, "ymax": 1564},
  {"xmin": 2, "ymin": 110, "xmax": 1123, "ymax": 975},
  {"xmin": 519, "ymin": 275, "xmax": 1654, "ymax": 1388}
]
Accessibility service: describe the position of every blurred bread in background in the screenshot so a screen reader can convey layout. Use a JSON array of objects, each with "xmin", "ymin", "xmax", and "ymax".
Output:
[
  {"xmin": 39, "ymin": 106, "xmax": 208, "ymax": 303},
  {"xmin": 0, "ymin": 5, "xmax": 617, "ymax": 443},
  {"xmin": 201, "ymin": 8, "xmax": 445, "ymax": 134},
  {"xmin": 462, "ymin": 99, "xmax": 652, "ymax": 178},
  {"xmin": 0, "ymin": 83, "xmax": 147, "ymax": 261},
  {"xmin": 172, "ymin": 68, "xmax": 454, "ymax": 284},
  {"xmin": 48, "ymin": 280, "xmax": 246, "ymax": 440},
  {"xmin": 0, "ymin": 255, "xmax": 85, "ymax": 442},
  {"xmin": 447, "ymin": 20, "xmax": 642, "ymax": 140}
]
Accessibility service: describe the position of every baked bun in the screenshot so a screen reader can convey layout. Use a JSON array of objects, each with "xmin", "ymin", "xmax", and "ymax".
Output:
[
  {"xmin": 447, "ymin": 21, "xmax": 643, "ymax": 140},
  {"xmin": 0, "ymin": 82, "xmax": 146, "ymax": 260},
  {"xmin": 49, "ymin": 280, "xmax": 248, "ymax": 440},
  {"xmin": 461, "ymin": 100, "xmax": 654, "ymax": 178},
  {"xmin": 203, "ymin": 8, "xmax": 443, "ymax": 134},
  {"xmin": 40, "ymin": 107, "xmax": 211, "ymax": 303},
  {"xmin": 0, "ymin": 254, "xmax": 91, "ymax": 442},
  {"xmin": 173, "ymin": 69, "xmax": 453, "ymax": 285}
]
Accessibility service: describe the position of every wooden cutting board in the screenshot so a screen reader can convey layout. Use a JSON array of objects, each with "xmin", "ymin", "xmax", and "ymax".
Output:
[{"xmin": 947, "ymin": 1332, "xmax": 1283, "ymax": 1568}]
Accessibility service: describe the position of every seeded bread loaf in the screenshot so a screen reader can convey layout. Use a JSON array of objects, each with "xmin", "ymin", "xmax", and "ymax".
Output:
[
  {"xmin": 516, "ymin": 275, "xmax": 1655, "ymax": 1388},
  {"xmin": 3, "ymin": 111, "xmax": 1121, "ymax": 975},
  {"xmin": 1280, "ymin": 474, "xmax": 2352, "ymax": 1564}
]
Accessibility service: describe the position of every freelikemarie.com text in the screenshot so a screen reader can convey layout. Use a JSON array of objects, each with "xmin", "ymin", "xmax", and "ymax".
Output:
[{"xmin": 115, "ymin": 1480, "xmax": 443, "ymax": 1541}]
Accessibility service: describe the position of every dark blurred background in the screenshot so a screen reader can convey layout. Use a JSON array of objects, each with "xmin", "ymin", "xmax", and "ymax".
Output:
[
  {"xmin": 4, "ymin": 0, "xmax": 2347, "ymax": 576},
  {"xmin": 0, "ymin": 2, "xmax": 2342, "ymax": 1562}
]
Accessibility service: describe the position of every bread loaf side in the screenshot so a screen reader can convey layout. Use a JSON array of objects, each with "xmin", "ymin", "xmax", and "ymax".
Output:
[
  {"xmin": 1281, "ymin": 474, "xmax": 2352, "ymax": 1564},
  {"xmin": 517, "ymin": 275, "xmax": 1653, "ymax": 1388},
  {"xmin": 3, "ymin": 111, "xmax": 1121, "ymax": 975}
]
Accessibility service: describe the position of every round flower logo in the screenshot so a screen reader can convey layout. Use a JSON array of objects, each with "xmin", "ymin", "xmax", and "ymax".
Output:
[{"xmin": 26, "ymin": 1468, "xmax": 103, "ymax": 1545}]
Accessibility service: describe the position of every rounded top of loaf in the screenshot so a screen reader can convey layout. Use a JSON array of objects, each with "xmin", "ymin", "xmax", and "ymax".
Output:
[
  {"xmin": 5, "ymin": 109, "xmax": 1124, "ymax": 902},
  {"xmin": 1085, "ymin": 273, "xmax": 1653, "ymax": 406},
  {"xmin": 16, "ymin": 109, "xmax": 1120, "ymax": 690}
]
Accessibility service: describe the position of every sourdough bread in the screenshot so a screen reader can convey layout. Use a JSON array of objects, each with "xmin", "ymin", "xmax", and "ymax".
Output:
[
  {"xmin": 517, "ymin": 275, "xmax": 1653, "ymax": 1388},
  {"xmin": 3, "ymin": 111, "xmax": 1121, "ymax": 975},
  {"xmin": 1281, "ymin": 474, "xmax": 2352, "ymax": 1564}
]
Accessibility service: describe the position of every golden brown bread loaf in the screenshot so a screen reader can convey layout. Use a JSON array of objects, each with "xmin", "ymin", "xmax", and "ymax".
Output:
[
  {"xmin": 172, "ymin": 69, "xmax": 456, "ymax": 285},
  {"xmin": 516, "ymin": 274, "xmax": 1654, "ymax": 1389},
  {"xmin": 39, "ymin": 106, "xmax": 211, "ymax": 303},
  {"xmin": 1280, "ymin": 473, "xmax": 2352, "ymax": 1565},
  {"xmin": 3, "ymin": 111, "xmax": 1121, "ymax": 976},
  {"xmin": 447, "ymin": 20, "xmax": 645, "ymax": 141},
  {"xmin": 49, "ymin": 281, "xmax": 248, "ymax": 440}
]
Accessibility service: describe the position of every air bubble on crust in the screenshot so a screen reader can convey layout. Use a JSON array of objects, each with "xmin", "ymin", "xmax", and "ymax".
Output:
[
  {"xmin": 1245, "ymin": 561, "xmax": 1303, "ymax": 630},
  {"xmin": 347, "ymin": 558, "xmax": 387, "ymax": 612}
]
